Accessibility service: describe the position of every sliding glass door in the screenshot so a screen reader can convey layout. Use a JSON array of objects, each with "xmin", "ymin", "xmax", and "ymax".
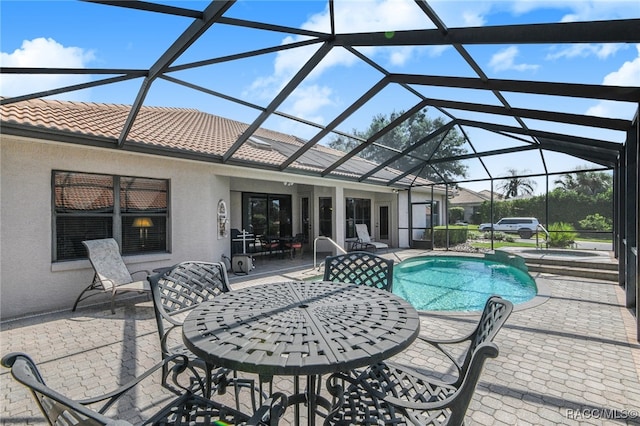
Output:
[{"xmin": 242, "ymin": 193, "xmax": 292, "ymax": 237}]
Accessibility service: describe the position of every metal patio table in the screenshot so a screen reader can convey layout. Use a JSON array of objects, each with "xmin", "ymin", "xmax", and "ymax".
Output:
[{"xmin": 182, "ymin": 280, "xmax": 420, "ymax": 425}]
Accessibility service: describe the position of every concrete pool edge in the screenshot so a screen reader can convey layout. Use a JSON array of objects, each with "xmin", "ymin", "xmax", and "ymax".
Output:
[{"xmin": 496, "ymin": 246, "xmax": 613, "ymax": 262}]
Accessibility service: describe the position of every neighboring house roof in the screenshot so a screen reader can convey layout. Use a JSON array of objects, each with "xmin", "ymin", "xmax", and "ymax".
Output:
[
  {"xmin": 478, "ymin": 190, "xmax": 499, "ymax": 200},
  {"xmin": 449, "ymin": 187, "xmax": 493, "ymax": 206},
  {"xmin": 1, "ymin": 98, "xmax": 437, "ymax": 190}
]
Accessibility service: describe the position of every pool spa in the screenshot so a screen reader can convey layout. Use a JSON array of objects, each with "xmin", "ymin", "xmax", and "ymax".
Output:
[{"xmin": 393, "ymin": 255, "xmax": 537, "ymax": 312}]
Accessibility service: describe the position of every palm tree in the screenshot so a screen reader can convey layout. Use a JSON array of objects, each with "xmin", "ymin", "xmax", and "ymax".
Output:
[
  {"xmin": 554, "ymin": 168, "xmax": 611, "ymax": 196},
  {"xmin": 496, "ymin": 168, "xmax": 536, "ymax": 199}
]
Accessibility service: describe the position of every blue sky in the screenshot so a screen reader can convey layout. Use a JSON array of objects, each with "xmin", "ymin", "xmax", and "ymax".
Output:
[{"xmin": 2, "ymin": 0, "xmax": 639, "ymax": 194}]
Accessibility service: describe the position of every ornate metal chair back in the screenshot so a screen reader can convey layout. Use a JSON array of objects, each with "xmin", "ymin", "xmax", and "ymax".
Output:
[
  {"xmin": 323, "ymin": 251, "xmax": 394, "ymax": 292},
  {"xmin": 149, "ymin": 261, "xmax": 231, "ymax": 356},
  {"xmin": 460, "ymin": 296, "xmax": 513, "ymax": 383},
  {"xmin": 324, "ymin": 342, "xmax": 500, "ymax": 426}
]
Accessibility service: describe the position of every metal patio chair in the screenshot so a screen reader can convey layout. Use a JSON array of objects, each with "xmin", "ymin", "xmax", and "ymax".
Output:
[
  {"xmin": 324, "ymin": 296, "xmax": 513, "ymax": 425},
  {"xmin": 1, "ymin": 352, "xmax": 288, "ymax": 426},
  {"xmin": 257, "ymin": 236, "xmax": 279, "ymax": 257},
  {"xmin": 354, "ymin": 224, "xmax": 389, "ymax": 252},
  {"xmin": 148, "ymin": 261, "xmax": 258, "ymax": 403},
  {"xmin": 411, "ymin": 295, "xmax": 513, "ymax": 388},
  {"xmin": 362, "ymin": 295, "xmax": 513, "ymax": 388},
  {"xmin": 284, "ymin": 233, "xmax": 305, "ymax": 259},
  {"xmin": 324, "ymin": 342, "xmax": 500, "ymax": 426},
  {"xmin": 72, "ymin": 238, "xmax": 150, "ymax": 314},
  {"xmin": 323, "ymin": 251, "xmax": 394, "ymax": 292}
]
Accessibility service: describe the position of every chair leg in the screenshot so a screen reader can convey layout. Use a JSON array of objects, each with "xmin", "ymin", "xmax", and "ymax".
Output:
[
  {"xmin": 110, "ymin": 288, "xmax": 118, "ymax": 314},
  {"xmin": 71, "ymin": 284, "xmax": 92, "ymax": 312},
  {"xmin": 71, "ymin": 276, "xmax": 101, "ymax": 312}
]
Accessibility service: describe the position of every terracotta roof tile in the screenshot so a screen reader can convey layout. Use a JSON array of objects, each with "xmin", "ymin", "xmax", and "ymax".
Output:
[
  {"xmin": 1, "ymin": 98, "xmax": 305, "ymax": 162},
  {"xmin": 2, "ymin": 98, "xmax": 432, "ymax": 186}
]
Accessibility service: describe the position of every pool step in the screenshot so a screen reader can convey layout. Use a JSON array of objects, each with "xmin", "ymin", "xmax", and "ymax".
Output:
[{"xmin": 524, "ymin": 257, "xmax": 619, "ymax": 282}]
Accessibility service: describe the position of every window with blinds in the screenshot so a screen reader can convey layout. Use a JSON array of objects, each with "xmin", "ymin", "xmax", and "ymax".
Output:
[{"xmin": 53, "ymin": 171, "xmax": 169, "ymax": 261}]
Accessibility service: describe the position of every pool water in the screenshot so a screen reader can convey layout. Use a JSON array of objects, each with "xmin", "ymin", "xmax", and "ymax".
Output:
[{"xmin": 393, "ymin": 256, "xmax": 537, "ymax": 311}]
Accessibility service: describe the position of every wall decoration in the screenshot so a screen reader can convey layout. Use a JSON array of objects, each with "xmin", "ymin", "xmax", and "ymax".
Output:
[{"xmin": 217, "ymin": 199, "xmax": 229, "ymax": 239}]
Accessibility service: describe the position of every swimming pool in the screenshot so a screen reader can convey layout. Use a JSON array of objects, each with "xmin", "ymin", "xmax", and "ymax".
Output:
[{"xmin": 393, "ymin": 256, "xmax": 537, "ymax": 312}]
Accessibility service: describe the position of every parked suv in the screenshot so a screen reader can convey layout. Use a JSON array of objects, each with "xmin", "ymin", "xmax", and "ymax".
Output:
[{"xmin": 479, "ymin": 217, "xmax": 539, "ymax": 239}]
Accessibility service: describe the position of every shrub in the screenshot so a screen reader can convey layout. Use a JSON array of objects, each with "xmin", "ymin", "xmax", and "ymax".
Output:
[
  {"xmin": 578, "ymin": 213, "xmax": 613, "ymax": 240},
  {"xmin": 579, "ymin": 213, "xmax": 612, "ymax": 231},
  {"xmin": 433, "ymin": 226, "xmax": 468, "ymax": 247},
  {"xmin": 467, "ymin": 230, "xmax": 482, "ymax": 240},
  {"xmin": 548, "ymin": 222, "xmax": 578, "ymax": 248},
  {"xmin": 448, "ymin": 207, "xmax": 465, "ymax": 223},
  {"xmin": 483, "ymin": 231, "xmax": 511, "ymax": 241}
]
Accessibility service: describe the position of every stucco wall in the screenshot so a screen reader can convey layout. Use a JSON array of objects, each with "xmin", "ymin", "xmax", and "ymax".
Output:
[
  {"xmin": 0, "ymin": 136, "xmax": 231, "ymax": 320},
  {"xmin": 1, "ymin": 136, "xmax": 444, "ymax": 319}
]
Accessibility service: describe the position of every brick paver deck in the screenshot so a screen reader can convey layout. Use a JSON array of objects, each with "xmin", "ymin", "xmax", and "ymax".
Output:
[{"xmin": 1, "ymin": 250, "xmax": 639, "ymax": 425}]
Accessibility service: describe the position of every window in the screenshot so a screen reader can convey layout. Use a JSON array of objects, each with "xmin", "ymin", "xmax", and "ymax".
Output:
[
  {"xmin": 345, "ymin": 198, "xmax": 371, "ymax": 239},
  {"xmin": 53, "ymin": 171, "xmax": 169, "ymax": 261},
  {"xmin": 242, "ymin": 193, "xmax": 292, "ymax": 237}
]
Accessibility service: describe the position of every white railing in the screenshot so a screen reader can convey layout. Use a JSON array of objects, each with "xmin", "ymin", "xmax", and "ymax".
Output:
[
  {"xmin": 314, "ymin": 236, "xmax": 347, "ymax": 270},
  {"xmin": 535, "ymin": 224, "xmax": 550, "ymax": 249}
]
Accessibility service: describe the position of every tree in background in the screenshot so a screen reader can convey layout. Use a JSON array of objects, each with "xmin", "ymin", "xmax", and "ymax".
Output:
[
  {"xmin": 329, "ymin": 109, "xmax": 468, "ymax": 183},
  {"xmin": 496, "ymin": 168, "xmax": 537, "ymax": 199},
  {"xmin": 553, "ymin": 167, "xmax": 612, "ymax": 196}
]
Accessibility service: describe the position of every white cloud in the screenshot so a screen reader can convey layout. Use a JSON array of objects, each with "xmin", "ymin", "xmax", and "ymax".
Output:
[
  {"xmin": 247, "ymin": 0, "xmax": 636, "ymax": 129},
  {"xmin": 461, "ymin": 11, "xmax": 486, "ymax": 27},
  {"xmin": 602, "ymin": 45, "xmax": 640, "ymax": 86},
  {"xmin": 0, "ymin": 37, "xmax": 95, "ymax": 99},
  {"xmin": 586, "ymin": 44, "xmax": 640, "ymax": 119},
  {"xmin": 506, "ymin": 0, "xmax": 639, "ymax": 22},
  {"xmin": 288, "ymin": 85, "xmax": 335, "ymax": 123},
  {"xmin": 247, "ymin": 0, "xmax": 439, "ymax": 120},
  {"xmin": 546, "ymin": 44, "xmax": 625, "ymax": 60},
  {"xmin": 489, "ymin": 46, "xmax": 539, "ymax": 72}
]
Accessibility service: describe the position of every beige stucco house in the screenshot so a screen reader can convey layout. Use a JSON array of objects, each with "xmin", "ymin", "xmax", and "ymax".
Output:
[
  {"xmin": 0, "ymin": 98, "xmax": 446, "ymax": 320},
  {"xmin": 449, "ymin": 188, "xmax": 503, "ymax": 224}
]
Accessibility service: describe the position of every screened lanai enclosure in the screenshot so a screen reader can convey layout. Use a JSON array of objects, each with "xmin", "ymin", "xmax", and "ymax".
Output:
[{"xmin": 1, "ymin": 1, "xmax": 638, "ymax": 337}]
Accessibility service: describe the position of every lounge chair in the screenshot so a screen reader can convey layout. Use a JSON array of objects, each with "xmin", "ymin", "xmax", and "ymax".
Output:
[
  {"xmin": 1, "ymin": 352, "xmax": 288, "ymax": 426},
  {"xmin": 72, "ymin": 238, "xmax": 150, "ymax": 314},
  {"xmin": 354, "ymin": 224, "xmax": 389, "ymax": 252},
  {"xmin": 323, "ymin": 251, "xmax": 394, "ymax": 292}
]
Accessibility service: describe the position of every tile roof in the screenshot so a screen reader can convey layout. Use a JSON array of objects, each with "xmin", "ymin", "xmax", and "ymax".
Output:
[
  {"xmin": 449, "ymin": 187, "xmax": 493, "ymax": 205},
  {"xmin": 1, "ymin": 98, "xmax": 432, "ymax": 188}
]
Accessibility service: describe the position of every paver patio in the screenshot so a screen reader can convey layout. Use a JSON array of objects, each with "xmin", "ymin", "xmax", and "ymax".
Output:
[{"xmin": 1, "ymin": 249, "xmax": 639, "ymax": 425}]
